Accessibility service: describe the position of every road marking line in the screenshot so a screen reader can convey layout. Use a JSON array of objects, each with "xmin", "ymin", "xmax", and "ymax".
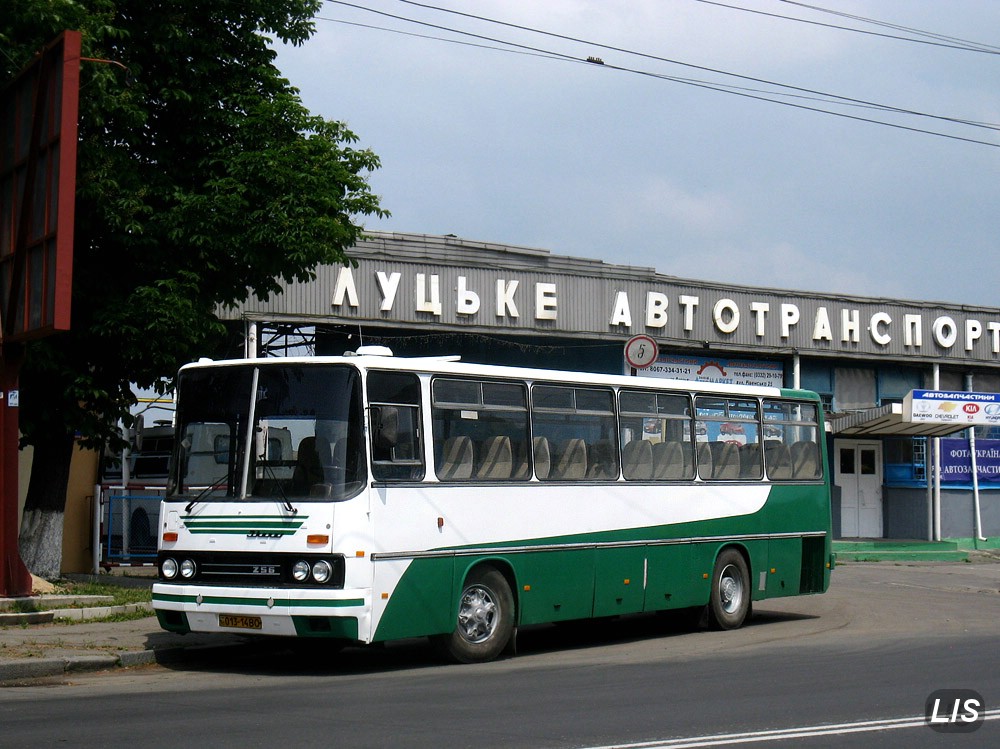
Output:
[{"xmin": 580, "ymin": 709, "xmax": 1000, "ymax": 748}]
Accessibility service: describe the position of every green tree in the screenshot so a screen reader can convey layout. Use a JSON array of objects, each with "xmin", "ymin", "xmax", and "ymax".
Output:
[{"xmin": 2, "ymin": 1, "xmax": 387, "ymax": 577}]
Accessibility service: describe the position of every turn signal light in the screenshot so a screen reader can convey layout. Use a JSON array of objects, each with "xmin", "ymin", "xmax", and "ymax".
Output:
[
  {"xmin": 307, "ymin": 534, "xmax": 329, "ymax": 544},
  {"xmin": 162, "ymin": 532, "xmax": 178, "ymax": 542}
]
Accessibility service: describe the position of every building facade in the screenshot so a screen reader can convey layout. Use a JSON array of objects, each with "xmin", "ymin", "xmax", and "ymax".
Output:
[{"xmin": 222, "ymin": 231, "xmax": 1000, "ymax": 547}]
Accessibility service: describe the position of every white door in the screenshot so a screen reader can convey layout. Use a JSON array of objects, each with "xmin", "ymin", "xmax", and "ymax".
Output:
[{"xmin": 835, "ymin": 440, "xmax": 883, "ymax": 538}]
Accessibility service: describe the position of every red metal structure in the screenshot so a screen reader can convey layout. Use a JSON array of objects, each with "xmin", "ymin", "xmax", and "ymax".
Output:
[{"xmin": 0, "ymin": 31, "xmax": 80, "ymax": 595}]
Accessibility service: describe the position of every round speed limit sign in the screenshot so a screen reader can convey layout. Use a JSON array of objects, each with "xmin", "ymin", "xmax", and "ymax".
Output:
[{"xmin": 624, "ymin": 335, "xmax": 658, "ymax": 369}]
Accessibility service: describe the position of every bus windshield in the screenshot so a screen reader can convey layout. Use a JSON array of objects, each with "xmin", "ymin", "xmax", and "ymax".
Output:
[{"xmin": 168, "ymin": 363, "xmax": 365, "ymax": 502}]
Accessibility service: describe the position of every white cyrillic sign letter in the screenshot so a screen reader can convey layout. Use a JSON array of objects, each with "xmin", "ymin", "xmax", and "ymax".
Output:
[
  {"xmin": 496, "ymin": 280, "xmax": 519, "ymax": 318},
  {"xmin": 713, "ymin": 298, "xmax": 740, "ymax": 334},
  {"xmin": 415, "ymin": 274, "xmax": 442, "ymax": 316},
  {"xmin": 456, "ymin": 276, "xmax": 480, "ymax": 315},
  {"xmin": 610, "ymin": 291, "xmax": 633, "ymax": 327},
  {"xmin": 646, "ymin": 292, "xmax": 668, "ymax": 329},
  {"xmin": 870, "ymin": 312, "xmax": 891, "ymax": 346},
  {"xmin": 376, "ymin": 271, "xmax": 401, "ymax": 312},
  {"xmin": 332, "ymin": 267, "xmax": 359, "ymax": 308},
  {"xmin": 932, "ymin": 316, "xmax": 957, "ymax": 348},
  {"xmin": 535, "ymin": 282, "xmax": 557, "ymax": 320},
  {"xmin": 904, "ymin": 314, "xmax": 922, "ymax": 348},
  {"xmin": 750, "ymin": 302, "xmax": 769, "ymax": 338},
  {"xmin": 812, "ymin": 307, "xmax": 833, "ymax": 341},
  {"xmin": 678, "ymin": 295, "xmax": 699, "ymax": 332},
  {"xmin": 780, "ymin": 303, "xmax": 800, "ymax": 339},
  {"xmin": 841, "ymin": 309, "xmax": 860, "ymax": 343}
]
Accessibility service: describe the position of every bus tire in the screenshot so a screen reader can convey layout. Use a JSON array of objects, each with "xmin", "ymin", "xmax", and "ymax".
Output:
[
  {"xmin": 441, "ymin": 567, "xmax": 515, "ymax": 663},
  {"xmin": 708, "ymin": 548, "xmax": 750, "ymax": 630}
]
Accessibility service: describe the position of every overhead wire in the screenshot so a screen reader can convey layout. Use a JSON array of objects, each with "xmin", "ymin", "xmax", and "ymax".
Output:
[
  {"xmin": 778, "ymin": 0, "xmax": 1000, "ymax": 53},
  {"xmin": 320, "ymin": 0, "xmax": 1000, "ymax": 148},
  {"xmin": 695, "ymin": 0, "xmax": 1000, "ymax": 54},
  {"xmin": 387, "ymin": 0, "xmax": 1000, "ymax": 132},
  {"xmin": 313, "ymin": 15, "xmax": 568, "ymax": 62}
]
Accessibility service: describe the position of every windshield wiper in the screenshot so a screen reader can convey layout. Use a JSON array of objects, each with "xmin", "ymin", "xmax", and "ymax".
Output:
[
  {"xmin": 257, "ymin": 457, "xmax": 297, "ymax": 514},
  {"xmin": 184, "ymin": 474, "xmax": 230, "ymax": 512}
]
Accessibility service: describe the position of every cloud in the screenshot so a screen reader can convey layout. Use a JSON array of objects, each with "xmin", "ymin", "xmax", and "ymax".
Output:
[
  {"xmin": 615, "ymin": 177, "xmax": 742, "ymax": 236},
  {"xmin": 277, "ymin": 1, "xmax": 1000, "ymax": 308}
]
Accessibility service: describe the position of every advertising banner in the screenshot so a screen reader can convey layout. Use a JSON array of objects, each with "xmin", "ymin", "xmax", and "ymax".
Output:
[
  {"xmin": 905, "ymin": 390, "xmax": 1000, "ymax": 427},
  {"xmin": 635, "ymin": 354, "xmax": 784, "ymax": 387},
  {"xmin": 939, "ymin": 438, "xmax": 1000, "ymax": 484}
]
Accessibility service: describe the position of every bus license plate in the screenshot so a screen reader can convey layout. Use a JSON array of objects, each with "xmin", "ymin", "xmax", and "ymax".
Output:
[{"xmin": 219, "ymin": 614, "xmax": 262, "ymax": 630}]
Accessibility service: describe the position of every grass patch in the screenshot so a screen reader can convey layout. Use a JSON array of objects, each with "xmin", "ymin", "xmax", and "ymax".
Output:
[
  {"xmin": 77, "ymin": 608, "xmax": 153, "ymax": 624},
  {"xmin": 53, "ymin": 580, "xmax": 152, "ymax": 606}
]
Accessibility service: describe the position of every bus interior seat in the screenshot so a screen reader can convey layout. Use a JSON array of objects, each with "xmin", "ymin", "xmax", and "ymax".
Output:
[
  {"xmin": 696, "ymin": 442, "xmax": 714, "ymax": 479},
  {"xmin": 312, "ymin": 436, "xmax": 338, "ymax": 495},
  {"xmin": 680, "ymin": 442, "xmax": 694, "ymax": 478},
  {"xmin": 553, "ymin": 438, "xmax": 588, "ymax": 480},
  {"xmin": 765, "ymin": 440, "xmax": 792, "ymax": 479},
  {"xmin": 439, "ymin": 436, "xmax": 474, "ymax": 480},
  {"xmin": 293, "ymin": 436, "xmax": 323, "ymax": 491},
  {"xmin": 739, "ymin": 442, "xmax": 762, "ymax": 479},
  {"xmin": 587, "ymin": 439, "xmax": 618, "ymax": 479},
  {"xmin": 532, "ymin": 436, "xmax": 551, "ymax": 480},
  {"xmin": 476, "ymin": 436, "xmax": 513, "ymax": 480},
  {"xmin": 510, "ymin": 441, "xmax": 531, "ymax": 479},
  {"xmin": 652, "ymin": 441, "xmax": 685, "ymax": 479},
  {"xmin": 791, "ymin": 440, "xmax": 819, "ymax": 479},
  {"xmin": 622, "ymin": 439, "xmax": 653, "ymax": 480},
  {"xmin": 713, "ymin": 442, "xmax": 741, "ymax": 479}
]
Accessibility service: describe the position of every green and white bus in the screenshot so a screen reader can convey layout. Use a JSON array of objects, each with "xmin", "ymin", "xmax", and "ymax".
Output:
[{"xmin": 153, "ymin": 347, "xmax": 833, "ymax": 662}]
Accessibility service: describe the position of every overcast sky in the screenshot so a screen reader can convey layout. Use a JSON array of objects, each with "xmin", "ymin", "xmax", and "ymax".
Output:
[{"xmin": 275, "ymin": 0, "xmax": 1000, "ymax": 308}]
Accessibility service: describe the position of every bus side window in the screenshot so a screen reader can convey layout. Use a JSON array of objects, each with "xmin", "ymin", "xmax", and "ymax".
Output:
[
  {"xmin": 532, "ymin": 385, "xmax": 616, "ymax": 482},
  {"xmin": 762, "ymin": 400, "xmax": 823, "ymax": 482},
  {"xmin": 431, "ymin": 378, "xmax": 530, "ymax": 483},
  {"xmin": 368, "ymin": 372, "xmax": 424, "ymax": 481}
]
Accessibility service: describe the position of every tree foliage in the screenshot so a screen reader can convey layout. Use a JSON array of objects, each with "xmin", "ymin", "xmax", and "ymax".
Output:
[
  {"xmin": 2, "ymin": 1, "xmax": 387, "ymax": 573},
  {"xmin": 3, "ymin": 0, "xmax": 386, "ymax": 448}
]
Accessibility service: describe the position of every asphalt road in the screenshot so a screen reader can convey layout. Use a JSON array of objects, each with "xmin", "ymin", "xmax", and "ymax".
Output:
[{"xmin": 1, "ymin": 561, "xmax": 998, "ymax": 748}]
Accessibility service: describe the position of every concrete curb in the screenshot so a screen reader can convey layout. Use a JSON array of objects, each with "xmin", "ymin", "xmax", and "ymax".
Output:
[
  {"xmin": 0, "ymin": 654, "xmax": 118, "ymax": 682},
  {"xmin": 0, "ymin": 644, "xmax": 218, "ymax": 683},
  {"xmin": 52, "ymin": 602, "xmax": 154, "ymax": 622},
  {"xmin": 0, "ymin": 601, "xmax": 153, "ymax": 627}
]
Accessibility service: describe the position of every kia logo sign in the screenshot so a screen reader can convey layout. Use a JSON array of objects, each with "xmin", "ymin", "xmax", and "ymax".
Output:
[{"xmin": 964, "ymin": 404, "xmax": 980, "ymax": 414}]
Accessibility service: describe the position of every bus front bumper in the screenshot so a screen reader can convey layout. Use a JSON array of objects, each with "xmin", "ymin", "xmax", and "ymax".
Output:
[{"xmin": 152, "ymin": 582, "xmax": 369, "ymax": 640}]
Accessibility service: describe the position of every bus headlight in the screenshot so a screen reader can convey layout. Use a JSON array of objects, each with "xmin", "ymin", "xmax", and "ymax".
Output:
[
  {"xmin": 292, "ymin": 560, "xmax": 311, "ymax": 582},
  {"xmin": 179, "ymin": 559, "xmax": 197, "ymax": 579},
  {"xmin": 311, "ymin": 560, "xmax": 333, "ymax": 584},
  {"xmin": 161, "ymin": 558, "xmax": 178, "ymax": 580}
]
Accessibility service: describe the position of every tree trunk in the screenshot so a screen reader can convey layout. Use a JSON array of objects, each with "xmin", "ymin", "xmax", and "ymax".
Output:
[{"xmin": 18, "ymin": 431, "xmax": 75, "ymax": 579}]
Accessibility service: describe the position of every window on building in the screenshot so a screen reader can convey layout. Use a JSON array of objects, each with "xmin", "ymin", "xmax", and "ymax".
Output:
[
  {"xmin": 884, "ymin": 437, "xmax": 926, "ymax": 485},
  {"xmin": 834, "ymin": 367, "xmax": 877, "ymax": 411}
]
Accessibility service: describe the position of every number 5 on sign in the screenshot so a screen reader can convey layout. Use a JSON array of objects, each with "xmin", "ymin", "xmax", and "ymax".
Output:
[{"xmin": 625, "ymin": 335, "xmax": 658, "ymax": 370}]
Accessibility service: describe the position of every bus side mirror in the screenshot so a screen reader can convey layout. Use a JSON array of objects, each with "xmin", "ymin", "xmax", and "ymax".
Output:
[{"xmin": 373, "ymin": 406, "xmax": 399, "ymax": 450}]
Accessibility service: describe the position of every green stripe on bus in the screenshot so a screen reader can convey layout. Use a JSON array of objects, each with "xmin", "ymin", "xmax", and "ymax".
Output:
[
  {"xmin": 152, "ymin": 592, "xmax": 364, "ymax": 608},
  {"xmin": 184, "ymin": 520, "xmax": 305, "ymax": 527},
  {"xmin": 188, "ymin": 525, "xmax": 298, "ymax": 536}
]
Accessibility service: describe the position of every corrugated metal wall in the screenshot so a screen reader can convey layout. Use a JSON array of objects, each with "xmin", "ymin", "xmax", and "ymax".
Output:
[{"xmin": 225, "ymin": 231, "xmax": 1000, "ymax": 366}]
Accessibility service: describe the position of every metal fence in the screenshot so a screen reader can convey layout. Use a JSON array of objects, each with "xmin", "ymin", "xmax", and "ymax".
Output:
[{"xmin": 102, "ymin": 490, "xmax": 163, "ymax": 563}]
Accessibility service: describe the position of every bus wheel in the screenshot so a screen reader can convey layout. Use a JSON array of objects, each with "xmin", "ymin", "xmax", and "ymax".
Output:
[
  {"xmin": 708, "ymin": 549, "xmax": 750, "ymax": 630},
  {"xmin": 441, "ymin": 567, "xmax": 514, "ymax": 663}
]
